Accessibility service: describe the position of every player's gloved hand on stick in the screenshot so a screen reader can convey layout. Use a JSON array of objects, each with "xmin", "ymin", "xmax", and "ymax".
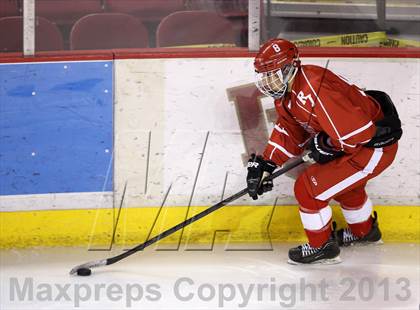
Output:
[
  {"xmin": 309, "ymin": 131, "xmax": 344, "ymax": 164},
  {"xmin": 246, "ymin": 154, "xmax": 277, "ymax": 200}
]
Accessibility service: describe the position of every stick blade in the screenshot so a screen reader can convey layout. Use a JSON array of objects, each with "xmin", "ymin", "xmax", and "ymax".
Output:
[{"xmin": 69, "ymin": 259, "xmax": 108, "ymax": 275}]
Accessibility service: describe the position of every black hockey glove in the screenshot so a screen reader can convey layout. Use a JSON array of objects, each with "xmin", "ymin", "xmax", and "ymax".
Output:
[
  {"xmin": 309, "ymin": 132, "xmax": 344, "ymax": 164},
  {"xmin": 246, "ymin": 154, "xmax": 277, "ymax": 200}
]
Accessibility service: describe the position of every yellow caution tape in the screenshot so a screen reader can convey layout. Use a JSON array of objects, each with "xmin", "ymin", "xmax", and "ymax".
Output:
[
  {"xmin": 162, "ymin": 33, "xmax": 419, "ymax": 49},
  {"xmin": 292, "ymin": 31, "xmax": 388, "ymax": 47},
  {"xmin": 380, "ymin": 37, "xmax": 420, "ymax": 48}
]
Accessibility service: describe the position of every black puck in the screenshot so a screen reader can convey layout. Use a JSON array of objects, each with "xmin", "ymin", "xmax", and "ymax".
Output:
[{"xmin": 76, "ymin": 268, "xmax": 92, "ymax": 276}]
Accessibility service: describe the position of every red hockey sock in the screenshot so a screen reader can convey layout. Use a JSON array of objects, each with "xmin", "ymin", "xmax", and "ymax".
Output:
[
  {"xmin": 348, "ymin": 216, "xmax": 373, "ymax": 237},
  {"xmin": 304, "ymin": 222, "xmax": 332, "ymax": 248}
]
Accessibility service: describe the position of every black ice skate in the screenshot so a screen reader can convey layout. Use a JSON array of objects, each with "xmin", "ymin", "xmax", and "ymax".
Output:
[
  {"xmin": 288, "ymin": 236, "xmax": 341, "ymax": 265},
  {"xmin": 336, "ymin": 211, "xmax": 383, "ymax": 247}
]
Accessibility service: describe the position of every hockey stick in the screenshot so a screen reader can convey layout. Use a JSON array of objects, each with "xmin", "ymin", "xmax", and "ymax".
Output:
[{"xmin": 69, "ymin": 153, "xmax": 312, "ymax": 275}]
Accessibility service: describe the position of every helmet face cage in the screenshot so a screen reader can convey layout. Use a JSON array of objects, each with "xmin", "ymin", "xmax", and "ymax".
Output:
[{"xmin": 255, "ymin": 63, "xmax": 297, "ymax": 99}]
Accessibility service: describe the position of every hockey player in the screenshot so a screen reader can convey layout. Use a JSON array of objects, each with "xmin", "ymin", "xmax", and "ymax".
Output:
[{"xmin": 246, "ymin": 38, "xmax": 402, "ymax": 264}]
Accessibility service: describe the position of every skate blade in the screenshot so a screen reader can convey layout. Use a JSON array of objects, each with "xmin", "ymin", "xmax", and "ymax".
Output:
[
  {"xmin": 345, "ymin": 239, "xmax": 384, "ymax": 247},
  {"xmin": 287, "ymin": 256, "xmax": 342, "ymax": 265},
  {"xmin": 374, "ymin": 239, "xmax": 384, "ymax": 245}
]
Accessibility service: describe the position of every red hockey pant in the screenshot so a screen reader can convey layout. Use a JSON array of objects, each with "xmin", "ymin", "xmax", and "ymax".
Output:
[{"xmin": 294, "ymin": 144, "xmax": 398, "ymax": 247}]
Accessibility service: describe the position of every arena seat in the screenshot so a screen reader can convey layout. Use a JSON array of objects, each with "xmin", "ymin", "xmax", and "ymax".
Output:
[
  {"xmin": 70, "ymin": 13, "xmax": 149, "ymax": 50},
  {"xmin": 156, "ymin": 11, "xmax": 236, "ymax": 47},
  {"xmin": 35, "ymin": 0, "xmax": 103, "ymax": 25},
  {"xmin": 0, "ymin": 16, "xmax": 64, "ymax": 52},
  {"xmin": 0, "ymin": 0, "xmax": 21, "ymax": 18},
  {"xmin": 186, "ymin": 0, "xmax": 248, "ymax": 18},
  {"xmin": 105, "ymin": 0, "xmax": 185, "ymax": 23}
]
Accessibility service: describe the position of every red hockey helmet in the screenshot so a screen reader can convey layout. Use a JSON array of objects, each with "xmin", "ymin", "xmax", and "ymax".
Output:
[{"xmin": 254, "ymin": 38, "xmax": 300, "ymax": 98}]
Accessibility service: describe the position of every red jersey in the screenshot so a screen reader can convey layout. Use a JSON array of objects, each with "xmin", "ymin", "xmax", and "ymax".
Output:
[{"xmin": 263, "ymin": 65, "xmax": 383, "ymax": 166}]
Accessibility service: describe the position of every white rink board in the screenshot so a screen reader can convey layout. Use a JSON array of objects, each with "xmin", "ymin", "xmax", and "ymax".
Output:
[{"xmin": 115, "ymin": 57, "xmax": 420, "ymax": 208}]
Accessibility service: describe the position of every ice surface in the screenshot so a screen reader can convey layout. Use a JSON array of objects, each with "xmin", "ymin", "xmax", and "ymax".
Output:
[{"xmin": 1, "ymin": 243, "xmax": 419, "ymax": 309}]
